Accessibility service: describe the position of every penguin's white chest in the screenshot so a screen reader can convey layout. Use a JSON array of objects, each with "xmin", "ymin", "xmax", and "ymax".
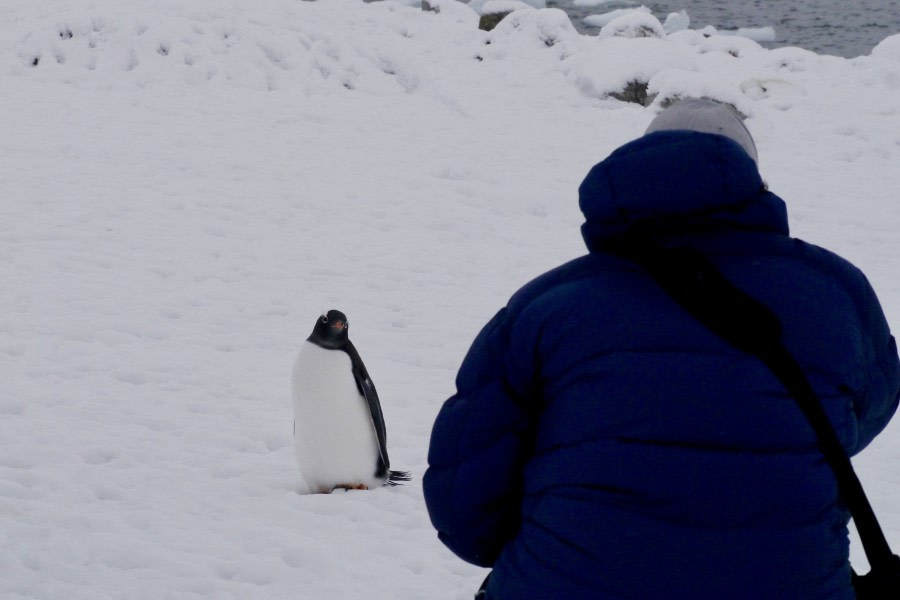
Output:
[{"xmin": 291, "ymin": 342, "xmax": 380, "ymax": 492}]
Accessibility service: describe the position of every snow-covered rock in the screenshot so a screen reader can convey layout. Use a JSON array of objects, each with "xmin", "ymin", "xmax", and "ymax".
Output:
[{"xmin": 598, "ymin": 11, "xmax": 666, "ymax": 39}]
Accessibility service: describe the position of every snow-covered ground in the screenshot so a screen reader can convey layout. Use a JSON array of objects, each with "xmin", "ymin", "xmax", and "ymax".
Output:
[{"xmin": 2, "ymin": 1, "xmax": 899, "ymax": 598}]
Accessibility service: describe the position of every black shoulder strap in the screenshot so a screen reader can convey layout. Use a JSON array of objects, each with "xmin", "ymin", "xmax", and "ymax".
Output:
[{"xmin": 608, "ymin": 238, "xmax": 896, "ymax": 573}]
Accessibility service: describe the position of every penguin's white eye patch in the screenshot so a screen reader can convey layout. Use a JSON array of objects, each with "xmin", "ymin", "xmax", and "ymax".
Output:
[{"xmin": 321, "ymin": 315, "xmax": 328, "ymax": 323}]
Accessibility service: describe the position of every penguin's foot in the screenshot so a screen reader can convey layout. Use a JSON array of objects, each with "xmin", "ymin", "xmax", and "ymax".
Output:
[{"xmin": 332, "ymin": 483, "xmax": 369, "ymax": 492}]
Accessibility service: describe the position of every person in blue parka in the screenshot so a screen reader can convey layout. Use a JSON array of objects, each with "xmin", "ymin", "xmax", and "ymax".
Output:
[{"xmin": 423, "ymin": 98, "xmax": 900, "ymax": 599}]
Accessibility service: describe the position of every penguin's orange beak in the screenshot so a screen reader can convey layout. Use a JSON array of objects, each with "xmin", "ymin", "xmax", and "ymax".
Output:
[{"xmin": 333, "ymin": 321, "xmax": 345, "ymax": 331}]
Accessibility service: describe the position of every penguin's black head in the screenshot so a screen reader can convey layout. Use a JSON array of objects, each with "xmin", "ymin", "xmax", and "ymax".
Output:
[{"xmin": 308, "ymin": 309, "xmax": 349, "ymax": 349}]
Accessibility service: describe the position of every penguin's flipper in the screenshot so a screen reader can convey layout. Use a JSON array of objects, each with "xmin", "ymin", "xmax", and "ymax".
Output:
[{"xmin": 345, "ymin": 341, "xmax": 391, "ymax": 477}]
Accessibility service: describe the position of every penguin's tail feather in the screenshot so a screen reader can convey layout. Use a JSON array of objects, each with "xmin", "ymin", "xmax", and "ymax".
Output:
[{"xmin": 384, "ymin": 470, "xmax": 412, "ymax": 486}]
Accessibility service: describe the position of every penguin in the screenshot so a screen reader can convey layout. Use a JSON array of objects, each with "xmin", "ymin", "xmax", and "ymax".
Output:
[{"xmin": 291, "ymin": 309, "xmax": 410, "ymax": 493}]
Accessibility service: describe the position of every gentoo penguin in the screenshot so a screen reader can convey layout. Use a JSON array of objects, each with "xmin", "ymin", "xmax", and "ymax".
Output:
[{"xmin": 292, "ymin": 309, "xmax": 409, "ymax": 493}]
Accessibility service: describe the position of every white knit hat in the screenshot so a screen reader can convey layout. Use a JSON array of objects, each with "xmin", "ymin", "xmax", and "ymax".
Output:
[{"xmin": 645, "ymin": 98, "xmax": 758, "ymax": 164}]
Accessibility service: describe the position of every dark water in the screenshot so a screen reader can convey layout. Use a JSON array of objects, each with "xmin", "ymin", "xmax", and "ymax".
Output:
[{"xmin": 548, "ymin": 0, "xmax": 900, "ymax": 57}]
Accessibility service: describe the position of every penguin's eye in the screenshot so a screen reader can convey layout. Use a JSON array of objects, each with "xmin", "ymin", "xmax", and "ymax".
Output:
[{"xmin": 321, "ymin": 315, "xmax": 328, "ymax": 323}]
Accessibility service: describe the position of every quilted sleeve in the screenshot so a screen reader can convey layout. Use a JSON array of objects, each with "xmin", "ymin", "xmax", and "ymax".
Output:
[
  {"xmin": 423, "ymin": 308, "xmax": 533, "ymax": 567},
  {"xmin": 852, "ymin": 272, "xmax": 900, "ymax": 452}
]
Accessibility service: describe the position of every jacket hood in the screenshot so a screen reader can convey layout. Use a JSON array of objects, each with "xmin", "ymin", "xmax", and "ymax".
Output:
[{"xmin": 578, "ymin": 130, "xmax": 789, "ymax": 252}]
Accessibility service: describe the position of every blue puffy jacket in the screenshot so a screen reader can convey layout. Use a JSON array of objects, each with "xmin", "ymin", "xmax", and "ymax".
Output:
[{"xmin": 423, "ymin": 131, "xmax": 900, "ymax": 599}]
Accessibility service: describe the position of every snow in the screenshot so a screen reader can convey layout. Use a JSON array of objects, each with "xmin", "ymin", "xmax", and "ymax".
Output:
[
  {"xmin": 582, "ymin": 5, "xmax": 777, "ymax": 46},
  {"xmin": 1, "ymin": 1, "xmax": 899, "ymax": 598},
  {"xmin": 662, "ymin": 10, "xmax": 691, "ymax": 35},
  {"xmin": 573, "ymin": 0, "xmax": 635, "ymax": 8},
  {"xmin": 470, "ymin": 0, "xmax": 545, "ymax": 16},
  {"xmin": 583, "ymin": 5, "xmax": 651, "ymax": 30},
  {"xmin": 595, "ymin": 11, "xmax": 666, "ymax": 40},
  {"xmin": 699, "ymin": 25, "xmax": 778, "ymax": 44}
]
